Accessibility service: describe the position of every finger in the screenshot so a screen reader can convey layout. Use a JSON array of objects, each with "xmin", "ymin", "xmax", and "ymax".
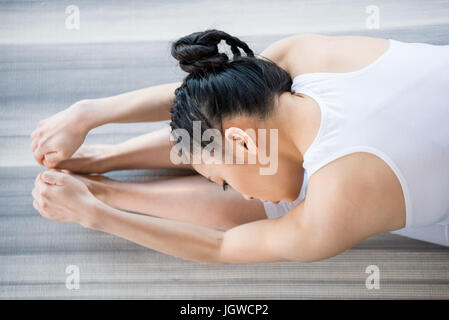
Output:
[
  {"xmin": 33, "ymin": 174, "xmax": 46, "ymax": 193},
  {"xmin": 30, "ymin": 139, "xmax": 36, "ymax": 152},
  {"xmin": 33, "ymin": 195, "xmax": 46, "ymax": 212},
  {"xmin": 34, "ymin": 173, "xmax": 46, "ymax": 191},
  {"xmin": 33, "ymin": 199, "xmax": 41, "ymax": 212},
  {"xmin": 30, "ymin": 128, "xmax": 41, "ymax": 140},
  {"xmin": 40, "ymin": 170, "xmax": 67, "ymax": 186},
  {"xmin": 34, "ymin": 144, "xmax": 50, "ymax": 166},
  {"xmin": 43, "ymin": 151, "xmax": 61, "ymax": 168},
  {"xmin": 34, "ymin": 176, "xmax": 51, "ymax": 199},
  {"xmin": 34, "ymin": 172, "xmax": 42, "ymax": 188},
  {"xmin": 31, "ymin": 138, "xmax": 41, "ymax": 153},
  {"xmin": 32, "ymin": 187, "xmax": 38, "ymax": 200},
  {"xmin": 33, "ymin": 198, "xmax": 51, "ymax": 219},
  {"xmin": 30, "ymin": 130, "xmax": 44, "ymax": 152}
]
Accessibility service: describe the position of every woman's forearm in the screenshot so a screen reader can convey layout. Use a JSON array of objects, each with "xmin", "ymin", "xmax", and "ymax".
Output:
[
  {"xmin": 79, "ymin": 81, "xmax": 182, "ymax": 129},
  {"xmin": 103, "ymin": 126, "xmax": 192, "ymax": 171},
  {"xmin": 92, "ymin": 201, "xmax": 224, "ymax": 264}
]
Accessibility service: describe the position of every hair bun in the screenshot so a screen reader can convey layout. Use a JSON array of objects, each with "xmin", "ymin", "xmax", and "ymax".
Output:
[{"xmin": 171, "ymin": 29, "xmax": 254, "ymax": 74}]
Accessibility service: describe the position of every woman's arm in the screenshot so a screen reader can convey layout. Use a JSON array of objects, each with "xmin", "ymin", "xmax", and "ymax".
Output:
[
  {"xmin": 31, "ymin": 81, "xmax": 182, "ymax": 167},
  {"xmin": 89, "ymin": 197, "xmax": 315, "ymax": 264},
  {"xmin": 33, "ymin": 170, "xmax": 319, "ymax": 264},
  {"xmin": 89, "ymin": 192, "xmax": 322, "ymax": 264},
  {"xmin": 33, "ymin": 165, "xmax": 395, "ymax": 265},
  {"xmin": 99, "ymin": 126, "xmax": 190, "ymax": 170},
  {"xmin": 79, "ymin": 81, "xmax": 182, "ymax": 129},
  {"xmin": 54, "ymin": 126, "xmax": 193, "ymax": 173}
]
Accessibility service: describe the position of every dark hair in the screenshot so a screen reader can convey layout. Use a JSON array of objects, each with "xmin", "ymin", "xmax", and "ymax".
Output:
[{"xmin": 169, "ymin": 29, "xmax": 292, "ymax": 154}]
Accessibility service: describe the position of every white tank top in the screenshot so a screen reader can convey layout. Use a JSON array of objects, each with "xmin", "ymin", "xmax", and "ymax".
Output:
[{"xmin": 291, "ymin": 38, "xmax": 449, "ymax": 228}]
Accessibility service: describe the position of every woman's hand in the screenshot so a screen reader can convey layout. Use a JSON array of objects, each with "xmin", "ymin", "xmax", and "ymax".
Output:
[
  {"xmin": 32, "ymin": 170, "xmax": 102, "ymax": 229},
  {"xmin": 30, "ymin": 100, "xmax": 94, "ymax": 168}
]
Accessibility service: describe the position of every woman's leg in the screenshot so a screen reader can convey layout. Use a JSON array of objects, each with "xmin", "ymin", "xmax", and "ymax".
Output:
[
  {"xmin": 55, "ymin": 126, "xmax": 192, "ymax": 173},
  {"xmin": 73, "ymin": 173, "xmax": 267, "ymax": 230}
]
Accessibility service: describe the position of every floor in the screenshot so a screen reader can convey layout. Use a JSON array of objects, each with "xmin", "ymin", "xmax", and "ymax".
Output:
[{"xmin": 0, "ymin": 0, "xmax": 448, "ymax": 299}]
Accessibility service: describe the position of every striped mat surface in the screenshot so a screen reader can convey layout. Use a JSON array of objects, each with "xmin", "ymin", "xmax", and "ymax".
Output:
[{"xmin": 1, "ymin": 0, "xmax": 448, "ymax": 299}]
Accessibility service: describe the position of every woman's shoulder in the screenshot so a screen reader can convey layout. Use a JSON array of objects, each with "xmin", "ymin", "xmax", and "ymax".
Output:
[
  {"xmin": 305, "ymin": 151, "xmax": 406, "ymax": 231},
  {"xmin": 259, "ymin": 33, "xmax": 389, "ymax": 78},
  {"xmin": 258, "ymin": 33, "xmax": 332, "ymax": 75}
]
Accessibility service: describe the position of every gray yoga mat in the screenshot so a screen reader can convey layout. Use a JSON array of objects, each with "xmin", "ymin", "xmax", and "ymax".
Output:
[{"xmin": 1, "ymin": 0, "xmax": 448, "ymax": 299}]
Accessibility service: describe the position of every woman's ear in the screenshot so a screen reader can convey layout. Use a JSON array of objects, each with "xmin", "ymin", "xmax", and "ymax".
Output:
[{"xmin": 224, "ymin": 127, "xmax": 258, "ymax": 162}]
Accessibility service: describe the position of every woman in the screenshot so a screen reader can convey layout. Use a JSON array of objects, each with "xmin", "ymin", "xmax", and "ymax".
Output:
[{"xmin": 30, "ymin": 30, "xmax": 449, "ymax": 264}]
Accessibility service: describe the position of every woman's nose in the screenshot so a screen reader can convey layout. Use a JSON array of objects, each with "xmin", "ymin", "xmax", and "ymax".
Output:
[{"xmin": 243, "ymin": 194, "xmax": 254, "ymax": 200}]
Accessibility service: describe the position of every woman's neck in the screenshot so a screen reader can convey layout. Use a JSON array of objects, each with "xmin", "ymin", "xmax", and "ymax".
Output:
[{"xmin": 267, "ymin": 91, "xmax": 321, "ymax": 165}]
